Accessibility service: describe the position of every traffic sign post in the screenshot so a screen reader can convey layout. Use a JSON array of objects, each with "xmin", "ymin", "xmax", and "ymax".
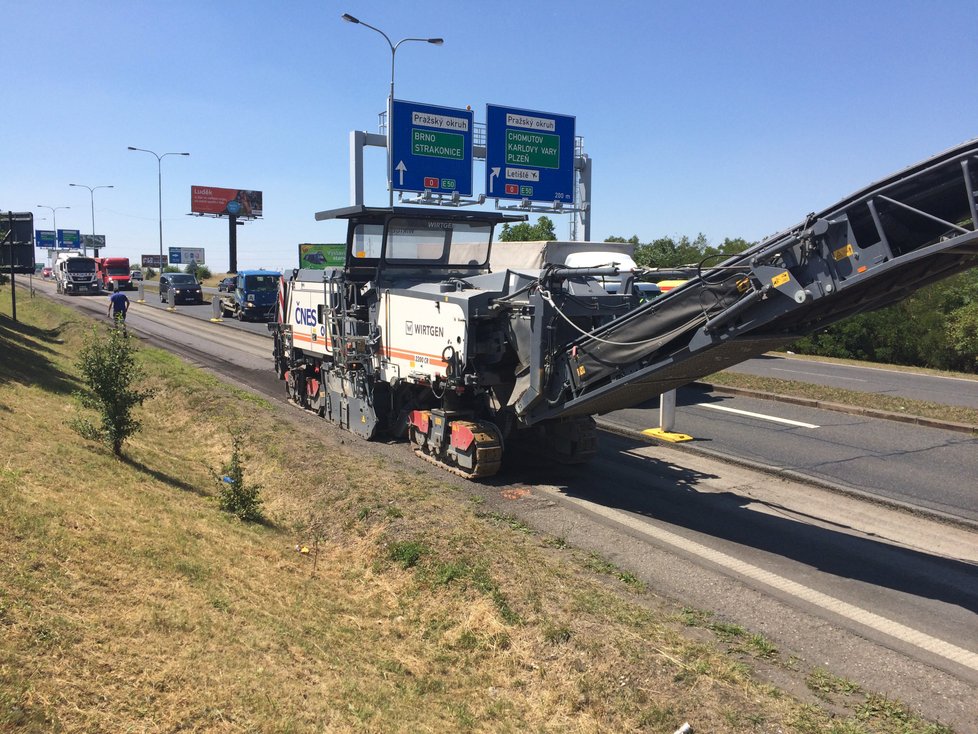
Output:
[
  {"xmin": 485, "ymin": 104, "xmax": 575, "ymax": 204},
  {"xmin": 35, "ymin": 230, "xmax": 56, "ymax": 248},
  {"xmin": 390, "ymin": 100, "xmax": 473, "ymax": 197},
  {"xmin": 57, "ymin": 229, "xmax": 81, "ymax": 249}
]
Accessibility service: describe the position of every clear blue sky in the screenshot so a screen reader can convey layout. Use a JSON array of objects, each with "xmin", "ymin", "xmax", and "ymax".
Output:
[{"xmin": 4, "ymin": 0, "xmax": 976, "ymax": 272}]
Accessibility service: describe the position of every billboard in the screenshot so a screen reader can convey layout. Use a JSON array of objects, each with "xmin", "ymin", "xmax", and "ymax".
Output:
[
  {"xmin": 298, "ymin": 243, "xmax": 345, "ymax": 269},
  {"xmin": 191, "ymin": 186, "xmax": 262, "ymax": 218},
  {"xmin": 141, "ymin": 254, "xmax": 168, "ymax": 268},
  {"xmin": 81, "ymin": 234, "xmax": 106, "ymax": 249},
  {"xmin": 168, "ymin": 247, "xmax": 205, "ymax": 265}
]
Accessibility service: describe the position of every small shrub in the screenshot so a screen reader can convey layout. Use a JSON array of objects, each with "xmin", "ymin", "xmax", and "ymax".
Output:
[
  {"xmin": 194, "ymin": 265, "xmax": 212, "ymax": 280},
  {"xmin": 71, "ymin": 326, "xmax": 155, "ymax": 456},
  {"xmin": 217, "ymin": 429, "xmax": 264, "ymax": 522},
  {"xmin": 543, "ymin": 624, "xmax": 572, "ymax": 645},
  {"xmin": 388, "ymin": 540, "xmax": 428, "ymax": 568}
]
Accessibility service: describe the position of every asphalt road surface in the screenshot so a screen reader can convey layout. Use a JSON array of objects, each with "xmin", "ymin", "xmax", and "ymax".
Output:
[
  {"xmin": 604, "ymin": 388, "xmax": 978, "ymax": 524},
  {"xmin": 728, "ymin": 354, "xmax": 978, "ymax": 409}
]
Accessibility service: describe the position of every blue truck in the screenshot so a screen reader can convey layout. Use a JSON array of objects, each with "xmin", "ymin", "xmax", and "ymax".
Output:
[{"xmin": 218, "ymin": 270, "xmax": 282, "ymax": 321}]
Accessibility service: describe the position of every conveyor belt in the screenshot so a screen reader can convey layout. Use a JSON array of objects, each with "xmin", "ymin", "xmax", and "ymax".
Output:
[{"xmin": 525, "ymin": 138, "xmax": 978, "ymax": 422}]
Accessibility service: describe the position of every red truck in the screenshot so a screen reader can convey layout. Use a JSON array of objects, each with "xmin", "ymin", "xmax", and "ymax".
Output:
[{"xmin": 94, "ymin": 257, "xmax": 133, "ymax": 291}]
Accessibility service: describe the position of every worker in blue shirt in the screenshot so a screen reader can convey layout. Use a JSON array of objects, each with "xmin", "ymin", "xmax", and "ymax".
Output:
[{"xmin": 107, "ymin": 290, "xmax": 130, "ymax": 327}]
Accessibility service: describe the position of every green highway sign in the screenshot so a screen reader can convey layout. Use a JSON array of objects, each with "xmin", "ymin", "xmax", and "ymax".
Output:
[
  {"xmin": 486, "ymin": 104, "xmax": 576, "ymax": 203},
  {"xmin": 412, "ymin": 129, "xmax": 464, "ymax": 160},
  {"xmin": 505, "ymin": 129, "xmax": 560, "ymax": 169}
]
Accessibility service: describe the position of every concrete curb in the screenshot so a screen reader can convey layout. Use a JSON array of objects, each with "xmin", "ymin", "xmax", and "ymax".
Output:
[{"xmin": 691, "ymin": 381, "xmax": 978, "ymax": 435}]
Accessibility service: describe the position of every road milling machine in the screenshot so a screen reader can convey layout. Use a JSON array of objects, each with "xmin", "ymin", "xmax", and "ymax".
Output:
[{"xmin": 271, "ymin": 139, "xmax": 978, "ymax": 478}]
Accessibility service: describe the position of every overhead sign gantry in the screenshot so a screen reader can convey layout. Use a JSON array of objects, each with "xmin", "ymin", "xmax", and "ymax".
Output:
[
  {"xmin": 57, "ymin": 230, "xmax": 81, "ymax": 248},
  {"xmin": 485, "ymin": 104, "xmax": 575, "ymax": 204},
  {"xmin": 390, "ymin": 100, "xmax": 474, "ymax": 197},
  {"xmin": 347, "ymin": 98, "xmax": 591, "ymax": 238}
]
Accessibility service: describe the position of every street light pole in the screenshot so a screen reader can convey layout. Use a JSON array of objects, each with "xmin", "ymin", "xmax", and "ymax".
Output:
[
  {"xmin": 69, "ymin": 183, "xmax": 113, "ymax": 257},
  {"xmin": 127, "ymin": 147, "xmax": 189, "ymax": 274},
  {"xmin": 36, "ymin": 204, "xmax": 70, "ymax": 253},
  {"xmin": 341, "ymin": 13, "xmax": 443, "ymax": 208}
]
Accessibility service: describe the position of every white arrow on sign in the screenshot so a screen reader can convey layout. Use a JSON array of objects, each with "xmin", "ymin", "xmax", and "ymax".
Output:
[
  {"xmin": 489, "ymin": 167, "xmax": 500, "ymax": 193},
  {"xmin": 395, "ymin": 161, "xmax": 407, "ymax": 186}
]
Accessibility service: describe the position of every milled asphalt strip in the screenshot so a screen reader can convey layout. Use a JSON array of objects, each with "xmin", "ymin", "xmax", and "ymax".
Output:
[
  {"xmin": 537, "ymin": 485, "xmax": 978, "ymax": 674},
  {"xmin": 127, "ymin": 302, "xmax": 270, "ymax": 357}
]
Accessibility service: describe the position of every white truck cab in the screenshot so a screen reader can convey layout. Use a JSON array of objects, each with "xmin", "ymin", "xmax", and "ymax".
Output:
[{"xmin": 55, "ymin": 253, "xmax": 100, "ymax": 295}]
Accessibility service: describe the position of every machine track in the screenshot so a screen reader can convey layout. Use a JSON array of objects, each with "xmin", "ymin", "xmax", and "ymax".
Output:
[{"xmin": 412, "ymin": 420, "xmax": 503, "ymax": 479}]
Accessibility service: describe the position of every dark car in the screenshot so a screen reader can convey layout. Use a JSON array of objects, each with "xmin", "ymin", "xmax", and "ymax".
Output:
[
  {"xmin": 159, "ymin": 273, "xmax": 204, "ymax": 305},
  {"xmin": 218, "ymin": 276, "xmax": 236, "ymax": 293}
]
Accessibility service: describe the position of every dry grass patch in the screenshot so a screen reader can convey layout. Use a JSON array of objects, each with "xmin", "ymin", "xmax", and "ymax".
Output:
[{"xmin": 0, "ymin": 291, "xmax": 957, "ymax": 733}]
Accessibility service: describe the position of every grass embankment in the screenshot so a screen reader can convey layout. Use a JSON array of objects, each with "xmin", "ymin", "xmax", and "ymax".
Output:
[{"xmin": 0, "ymin": 291, "xmax": 955, "ymax": 733}]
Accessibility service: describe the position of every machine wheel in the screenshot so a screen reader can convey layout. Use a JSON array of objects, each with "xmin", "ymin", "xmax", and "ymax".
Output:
[
  {"xmin": 285, "ymin": 369, "xmax": 306, "ymax": 408},
  {"xmin": 236, "ymin": 309, "xmax": 245, "ymax": 321}
]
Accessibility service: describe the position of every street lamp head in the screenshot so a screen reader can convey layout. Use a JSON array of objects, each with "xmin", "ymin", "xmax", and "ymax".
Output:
[
  {"xmin": 127, "ymin": 146, "xmax": 138, "ymax": 150},
  {"xmin": 428, "ymin": 38, "xmax": 444, "ymax": 45},
  {"xmin": 341, "ymin": 13, "xmax": 360, "ymax": 24}
]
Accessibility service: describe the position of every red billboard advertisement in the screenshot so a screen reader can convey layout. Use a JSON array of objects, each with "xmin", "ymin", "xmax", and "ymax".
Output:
[{"xmin": 191, "ymin": 186, "xmax": 263, "ymax": 218}]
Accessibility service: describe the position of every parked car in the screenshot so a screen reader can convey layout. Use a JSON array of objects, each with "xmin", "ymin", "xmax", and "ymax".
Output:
[
  {"xmin": 130, "ymin": 270, "xmax": 143, "ymax": 282},
  {"xmin": 159, "ymin": 273, "xmax": 204, "ymax": 305},
  {"xmin": 218, "ymin": 276, "xmax": 236, "ymax": 293}
]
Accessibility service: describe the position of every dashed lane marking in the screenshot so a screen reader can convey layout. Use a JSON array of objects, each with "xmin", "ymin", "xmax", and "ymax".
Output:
[{"xmin": 696, "ymin": 402, "xmax": 820, "ymax": 429}]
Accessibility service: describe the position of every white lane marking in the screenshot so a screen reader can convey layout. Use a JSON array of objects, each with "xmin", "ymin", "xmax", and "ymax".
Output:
[
  {"xmin": 697, "ymin": 402, "xmax": 820, "ymax": 429},
  {"xmin": 771, "ymin": 367, "xmax": 866, "ymax": 382},
  {"xmin": 541, "ymin": 488, "xmax": 978, "ymax": 673}
]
